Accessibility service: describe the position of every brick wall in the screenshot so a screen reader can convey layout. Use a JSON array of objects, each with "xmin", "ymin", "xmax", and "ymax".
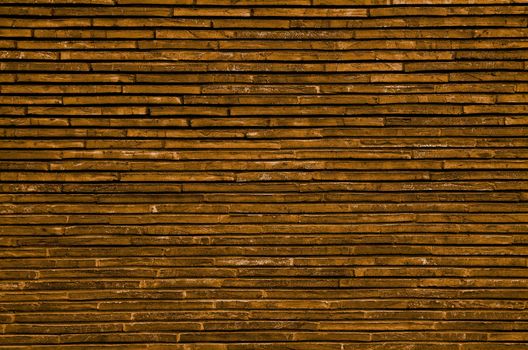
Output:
[{"xmin": 1, "ymin": 0, "xmax": 528, "ymax": 349}]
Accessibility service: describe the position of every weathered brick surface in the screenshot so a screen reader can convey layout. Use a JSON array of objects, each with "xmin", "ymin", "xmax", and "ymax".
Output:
[{"xmin": 0, "ymin": 0, "xmax": 527, "ymax": 348}]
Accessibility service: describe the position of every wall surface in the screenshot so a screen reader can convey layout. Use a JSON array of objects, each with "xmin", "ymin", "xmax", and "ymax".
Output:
[{"xmin": 0, "ymin": 0, "xmax": 528, "ymax": 349}]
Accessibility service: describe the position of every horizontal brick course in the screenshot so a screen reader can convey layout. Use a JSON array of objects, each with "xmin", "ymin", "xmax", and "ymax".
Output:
[{"xmin": 0, "ymin": 0, "xmax": 527, "ymax": 348}]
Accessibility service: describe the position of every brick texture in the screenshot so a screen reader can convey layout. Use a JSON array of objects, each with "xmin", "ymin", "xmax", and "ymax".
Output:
[{"xmin": 1, "ymin": 0, "xmax": 528, "ymax": 349}]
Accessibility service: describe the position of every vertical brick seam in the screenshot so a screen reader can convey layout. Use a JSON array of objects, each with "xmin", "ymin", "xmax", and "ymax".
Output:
[{"xmin": 0, "ymin": 0, "xmax": 527, "ymax": 349}]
